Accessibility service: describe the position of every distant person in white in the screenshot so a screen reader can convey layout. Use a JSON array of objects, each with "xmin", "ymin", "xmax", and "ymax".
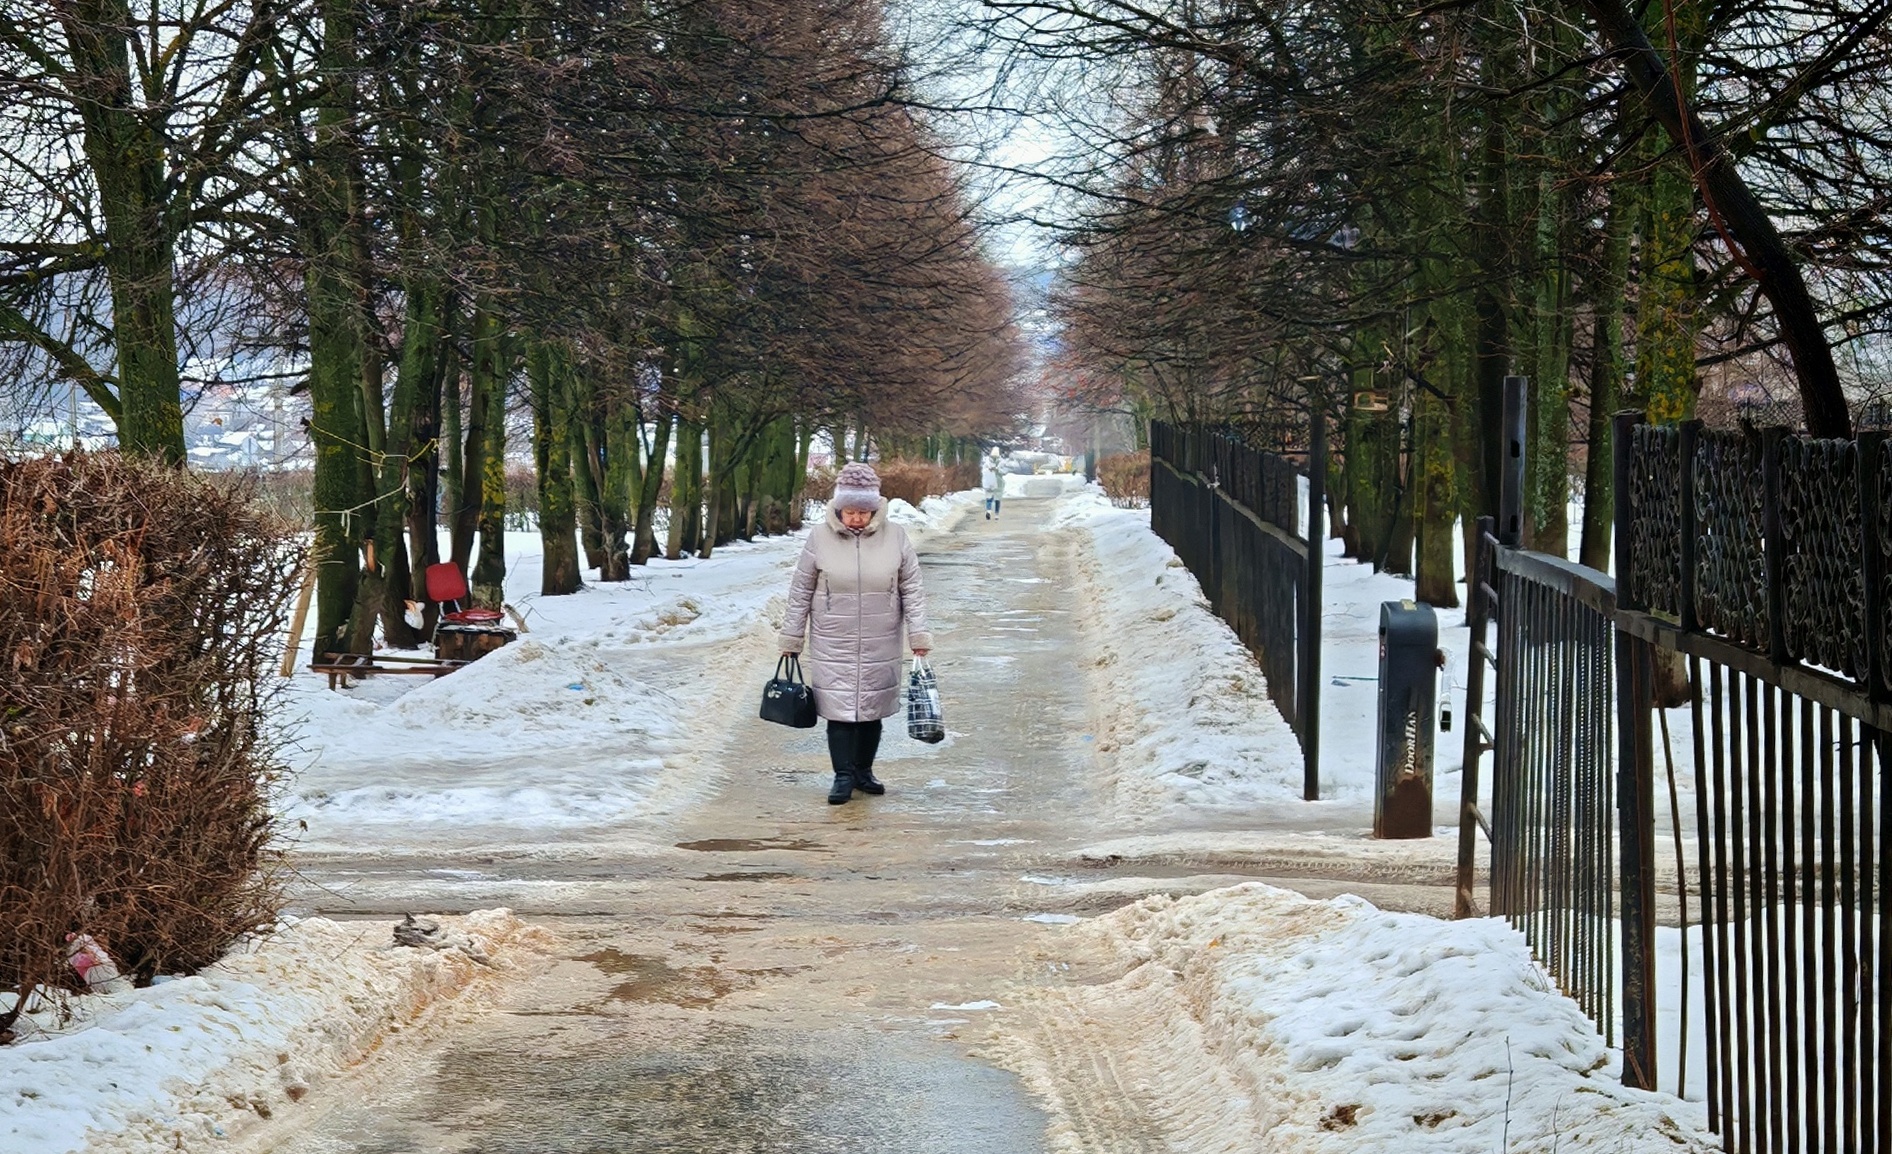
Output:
[{"xmin": 981, "ymin": 448, "xmax": 1003, "ymax": 519}]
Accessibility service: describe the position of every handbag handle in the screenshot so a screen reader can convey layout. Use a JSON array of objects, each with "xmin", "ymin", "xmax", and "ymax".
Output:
[{"xmin": 776, "ymin": 654, "xmax": 805, "ymax": 683}]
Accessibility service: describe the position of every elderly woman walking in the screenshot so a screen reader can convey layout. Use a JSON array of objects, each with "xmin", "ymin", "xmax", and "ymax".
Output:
[{"xmin": 778, "ymin": 462, "xmax": 933, "ymax": 804}]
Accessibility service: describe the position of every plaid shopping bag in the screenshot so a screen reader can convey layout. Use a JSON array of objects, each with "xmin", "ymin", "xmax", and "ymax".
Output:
[{"xmin": 905, "ymin": 656, "xmax": 945, "ymax": 744}]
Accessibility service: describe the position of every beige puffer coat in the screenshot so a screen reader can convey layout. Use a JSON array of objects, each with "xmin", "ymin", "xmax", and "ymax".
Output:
[{"xmin": 777, "ymin": 503, "xmax": 933, "ymax": 723}]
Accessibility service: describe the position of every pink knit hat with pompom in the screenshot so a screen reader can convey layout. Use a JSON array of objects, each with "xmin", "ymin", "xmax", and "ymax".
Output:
[{"xmin": 831, "ymin": 462, "xmax": 882, "ymax": 511}]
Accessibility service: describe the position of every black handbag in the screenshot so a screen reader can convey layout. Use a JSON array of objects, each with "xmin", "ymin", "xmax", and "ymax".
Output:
[{"xmin": 760, "ymin": 654, "xmax": 818, "ymax": 728}]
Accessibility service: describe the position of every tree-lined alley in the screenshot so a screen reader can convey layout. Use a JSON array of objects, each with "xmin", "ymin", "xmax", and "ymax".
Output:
[
  {"xmin": 983, "ymin": 0, "xmax": 1892, "ymax": 602},
  {"xmin": 0, "ymin": 1, "xmax": 1027, "ymax": 653}
]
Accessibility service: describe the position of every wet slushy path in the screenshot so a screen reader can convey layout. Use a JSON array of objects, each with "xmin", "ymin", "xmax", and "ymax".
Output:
[{"xmin": 256, "ymin": 500, "xmax": 1113, "ymax": 1152}]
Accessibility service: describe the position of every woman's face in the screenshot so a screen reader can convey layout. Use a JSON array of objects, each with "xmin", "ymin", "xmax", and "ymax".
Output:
[{"xmin": 840, "ymin": 506, "xmax": 873, "ymax": 530}]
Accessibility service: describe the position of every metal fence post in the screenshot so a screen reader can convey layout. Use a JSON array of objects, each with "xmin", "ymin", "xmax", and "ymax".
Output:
[
  {"xmin": 1500, "ymin": 375, "xmax": 1528, "ymax": 547},
  {"xmin": 1208, "ymin": 447, "xmax": 1223, "ymax": 617},
  {"xmin": 1304, "ymin": 395, "xmax": 1325, "ymax": 801},
  {"xmin": 1614, "ymin": 410, "xmax": 1658, "ymax": 1091},
  {"xmin": 1858, "ymin": 431, "xmax": 1886, "ymax": 703},
  {"xmin": 1762, "ymin": 426, "xmax": 1790, "ymax": 666},
  {"xmin": 1613, "ymin": 411, "xmax": 1643, "ymax": 612},
  {"xmin": 1678, "ymin": 420, "xmax": 1702, "ymax": 633},
  {"xmin": 1454, "ymin": 515, "xmax": 1496, "ymax": 918}
]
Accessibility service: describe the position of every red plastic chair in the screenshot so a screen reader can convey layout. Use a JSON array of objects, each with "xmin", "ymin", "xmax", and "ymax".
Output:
[{"xmin": 423, "ymin": 562, "xmax": 504, "ymax": 625}]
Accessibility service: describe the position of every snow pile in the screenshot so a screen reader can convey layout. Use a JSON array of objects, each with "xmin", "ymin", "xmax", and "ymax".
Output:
[
  {"xmin": 279, "ymin": 637, "xmax": 688, "ymax": 839},
  {"xmin": 990, "ymin": 884, "xmax": 1715, "ymax": 1153},
  {"xmin": 886, "ymin": 491, "xmax": 980, "ymax": 533},
  {"xmin": 1003, "ymin": 472, "xmax": 1089, "ymax": 499},
  {"xmin": 884, "ymin": 496, "xmax": 926, "ymax": 525},
  {"xmin": 380, "ymin": 631, "xmax": 684, "ymax": 741},
  {"xmin": 1053, "ymin": 492, "xmax": 1316, "ymax": 817},
  {"xmin": 387, "ymin": 637, "xmax": 679, "ymax": 737},
  {"xmin": 1, "ymin": 911, "xmax": 551, "ymax": 1154}
]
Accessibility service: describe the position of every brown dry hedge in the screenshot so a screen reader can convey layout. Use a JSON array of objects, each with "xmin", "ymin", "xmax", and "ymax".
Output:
[
  {"xmin": 1098, "ymin": 451, "xmax": 1151, "ymax": 507},
  {"xmin": 801, "ymin": 459, "xmax": 977, "ymax": 509},
  {"xmin": 0, "ymin": 453, "xmax": 303, "ymax": 1036}
]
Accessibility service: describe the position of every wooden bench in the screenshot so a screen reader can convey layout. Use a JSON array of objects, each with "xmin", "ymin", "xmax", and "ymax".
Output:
[{"xmin": 311, "ymin": 652, "xmax": 467, "ymax": 690}]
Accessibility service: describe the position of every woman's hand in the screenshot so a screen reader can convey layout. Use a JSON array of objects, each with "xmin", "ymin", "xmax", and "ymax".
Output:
[{"xmin": 912, "ymin": 648, "xmax": 930, "ymax": 657}]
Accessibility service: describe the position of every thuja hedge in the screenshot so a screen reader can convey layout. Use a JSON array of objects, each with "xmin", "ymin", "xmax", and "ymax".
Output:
[{"xmin": 0, "ymin": 453, "xmax": 303, "ymax": 1036}]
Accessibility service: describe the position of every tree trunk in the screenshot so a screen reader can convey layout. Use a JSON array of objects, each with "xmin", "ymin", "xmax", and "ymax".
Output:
[
  {"xmin": 1412, "ymin": 300, "xmax": 1467, "ymax": 608},
  {"xmin": 1577, "ymin": 0, "xmax": 1851, "ymax": 436},
  {"xmin": 667, "ymin": 416, "xmax": 702, "ymax": 560},
  {"xmin": 532, "ymin": 341, "xmax": 582, "ymax": 595},
  {"xmin": 753, "ymin": 416, "xmax": 797, "ymax": 537},
  {"xmin": 307, "ymin": 259, "xmax": 364, "ymax": 657},
  {"xmin": 405, "ymin": 297, "xmax": 449, "ymax": 638},
  {"xmin": 471, "ymin": 335, "xmax": 510, "ymax": 609},
  {"xmin": 351, "ymin": 332, "xmax": 389, "ymax": 654},
  {"xmin": 700, "ymin": 416, "xmax": 724, "ymax": 559},
  {"xmin": 630, "ymin": 410, "xmax": 673, "ymax": 566},
  {"xmin": 1461, "ymin": 32, "xmax": 1517, "ymax": 568},
  {"xmin": 441, "ymin": 359, "xmax": 463, "ymax": 542},
  {"xmin": 451, "ymin": 307, "xmax": 499, "ymax": 573},
  {"xmin": 789, "ymin": 420, "xmax": 813, "ymax": 530},
  {"xmin": 59, "ymin": 4, "xmax": 185, "ymax": 462},
  {"xmin": 1580, "ymin": 170, "xmax": 1635, "ymax": 571},
  {"xmin": 1341, "ymin": 406, "xmax": 1374, "ymax": 561},
  {"xmin": 362, "ymin": 282, "xmax": 433, "ymax": 650},
  {"xmin": 596, "ymin": 378, "xmax": 636, "ymax": 580},
  {"xmin": 1413, "ymin": 383, "xmax": 1459, "ymax": 607},
  {"xmin": 1633, "ymin": 148, "xmax": 1701, "ymax": 426},
  {"xmin": 306, "ymin": 0, "xmax": 367, "ymax": 656},
  {"xmin": 1378, "ymin": 404, "xmax": 1415, "ymax": 577},
  {"xmin": 568, "ymin": 370, "xmax": 607, "ymax": 573},
  {"xmin": 1526, "ymin": 167, "xmax": 1576, "ymax": 556}
]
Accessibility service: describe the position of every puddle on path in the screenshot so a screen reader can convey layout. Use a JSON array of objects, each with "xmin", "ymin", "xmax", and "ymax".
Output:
[
  {"xmin": 675, "ymin": 836, "xmax": 826, "ymax": 853},
  {"xmin": 577, "ymin": 948, "xmax": 733, "ymax": 1006},
  {"xmin": 579, "ymin": 949, "xmax": 816, "ymax": 1009},
  {"xmin": 693, "ymin": 870, "xmax": 799, "ymax": 882}
]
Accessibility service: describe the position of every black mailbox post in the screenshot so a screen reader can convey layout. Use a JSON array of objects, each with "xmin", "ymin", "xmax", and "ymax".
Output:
[{"xmin": 1375, "ymin": 600, "xmax": 1438, "ymax": 839}]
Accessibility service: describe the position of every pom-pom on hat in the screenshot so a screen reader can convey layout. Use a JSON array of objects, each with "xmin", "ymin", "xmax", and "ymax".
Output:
[{"xmin": 832, "ymin": 462, "xmax": 883, "ymax": 511}]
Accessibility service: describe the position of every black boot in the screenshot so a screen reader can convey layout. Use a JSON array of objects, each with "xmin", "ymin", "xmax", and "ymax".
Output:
[
  {"xmin": 827, "ymin": 772, "xmax": 854, "ymax": 805},
  {"xmin": 853, "ymin": 766, "xmax": 885, "ymax": 795}
]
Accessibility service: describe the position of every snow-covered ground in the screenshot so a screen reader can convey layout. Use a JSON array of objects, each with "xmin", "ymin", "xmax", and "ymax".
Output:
[
  {"xmin": 2, "ymin": 913, "xmax": 552, "ymax": 1154},
  {"xmin": 987, "ymin": 883, "xmax": 1716, "ymax": 1153},
  {"xmin": 3, "ymin": 485, "xmax": 1715, "ymax": 1151},
  {"xmin": 275, "ymin": 528, "xmax": 807, "ymax": 855},
  {"xmin": 1052, "ymin": 492, "xmax": 1470, "ymax": 820}
]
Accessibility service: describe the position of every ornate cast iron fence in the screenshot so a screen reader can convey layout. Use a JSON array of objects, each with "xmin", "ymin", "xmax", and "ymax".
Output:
[
  {"xmin": 1621, "ymin": 418, "xmax": 1889, "ymax": 1154},
  {"xmin": 1458, "ymin": 376, "xmax": 1890, "ymax": 1154},
  {"xmin": 1150, "ymin": 417, "xmax": 1324, "ymax": 798}
]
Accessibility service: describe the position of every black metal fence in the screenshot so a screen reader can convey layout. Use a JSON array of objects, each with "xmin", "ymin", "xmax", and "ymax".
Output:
[
  {"xmin": 1620, "ymin": 417, "xmax": 1889, "ymax": 1154},
  {"xmin": 1457, "ymin": 378, "xmax": 1890, "ymax": 1154},
  {"xmin": 1456, "ymin": 379, "xmax": 1624, "ymax": 1046},
  {"xmin": 1150, "ymin": 418, "xmax": 1324, "ymax": 798}
]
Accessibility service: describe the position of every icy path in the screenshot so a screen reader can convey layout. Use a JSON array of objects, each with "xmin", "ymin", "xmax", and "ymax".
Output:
[
  {"xmin": 245, "ymin": 499, "xmax": 1117, "ymax": 1151},
  {"xmin": 209, "ymin": 496, "xmax": 1710, "ymax": 1153}
]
